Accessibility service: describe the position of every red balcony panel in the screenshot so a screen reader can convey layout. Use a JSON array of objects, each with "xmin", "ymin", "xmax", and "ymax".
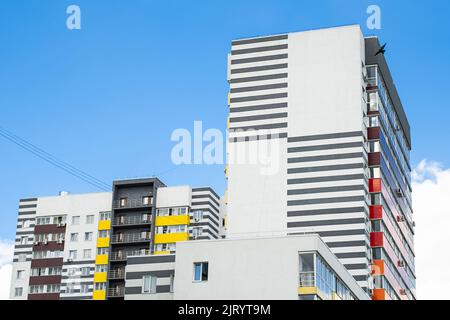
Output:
[
  {"xmin": 370, "ymin": 205, "xmax": 383, "ymax": 220},
  {"xmin": 367, "ymin": 127, "xmax": 380, "ymax": 140},
  {"xmin": 369, "ymin": 178, "xmax": 382, "ymax": 193},
  {"xmin": 368, "ymin": 152, "xmax": 381, "ymax": 167},
  {"xmin": 28, "ymin": 293, "xmax": 60, "ymax": 300},
  {"xmin": 34, "ymin": 224, "xmax": 65, "ymax": 234},
  {"xmin": 31, "ymin": 258, "xmax": 64, "ymax": 268},
  {"xmin": 29, "ymin": 275, "xmax": 62, "ymax": 285},
  {"xmin": 33, "ymin": 242, "xmax": 64, "ymax": 251},
  {"xmin": 370, "ymin": 232, "xmax": 384, "ymax": 247}
]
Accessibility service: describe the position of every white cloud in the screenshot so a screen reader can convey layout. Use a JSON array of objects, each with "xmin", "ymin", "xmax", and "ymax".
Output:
[
  {"xmin": 413, "ymin": 159, "xmax": 450, "ymax": 300},
  {"xmin": 0, "ymin": 239, "xmax": 14, "ymax": 300}
]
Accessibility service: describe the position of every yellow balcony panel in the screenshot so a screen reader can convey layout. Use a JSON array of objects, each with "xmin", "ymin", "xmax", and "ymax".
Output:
[
  {"xmin": 95, "ymin": 254, "xmax": 108, "ymax": 265},
  {"xmin": 93, "ymin": 290, "xmax": 106, "ymax": 300},
  {"xmin": 298, "ymin": 286, "xmax": 317, "ymax": 295},
  {"xmin": 94, "ymin": 272, "xmax": 107, "ymax": 283},
  {"xmin": 154, "ymin": 251, "xmax": 171, "ymax": 255},
  {"xmin": 97, "ymin": 237, "xmax": 110, "ymax": 248},
  {"xmin": 154, "ymin": 232, "xmax": 189, "ymax": 244},
  {"xmin": 98, "ymin": 220, "xmax": 111, "ymax": 231},
  {"xmin": 155, "ymin": 215, "xmax": 190, "ymax": 227},
  {"xmin": 332, "ymin": 292, "xmax": 342, "ymax": 300}
]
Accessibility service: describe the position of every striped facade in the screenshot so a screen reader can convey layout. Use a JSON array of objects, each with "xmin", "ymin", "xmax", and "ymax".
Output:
[
  {"xmin": 190, "ymin": 187, "xmax": 222, "ymax": 240},
  {"xmin": 226, "ymin": 25, "xmax": 415, "ymax": 299}
]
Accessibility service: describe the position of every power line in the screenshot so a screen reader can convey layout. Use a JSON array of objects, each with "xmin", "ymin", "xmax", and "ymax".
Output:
[{"xmin": 0, "ymin": 126, "xmax": 111, "ymax": 191}]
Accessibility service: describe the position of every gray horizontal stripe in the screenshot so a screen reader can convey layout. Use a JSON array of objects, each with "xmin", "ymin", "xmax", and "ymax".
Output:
[
  {"xmin": 288, "ymin": 152, "xmax": 364, "ymax": 164},
  {"xmin": 231, "ymin": 63, "xmax": 288, "ymax": 74},
  {"xmin": 230, "ymin": 102, "xmax": 287, "ymax": 113},
  {"xmin": 14, "ymin": 244, "xmax": 33, "ymax": 249},
  {"xmin": 288, "ymin": 142, "xmax": 363, "ymax": 153},
  {"xmin": 14, "ymin": 250, "xmax": 32, "ymax": 255},
  {"xmin": 191, "ymin": 201, "xmax": 219, "ymax": 213},
  {"xmin": 230, "ymin": 92, "xmax": 287, "ymax": 103},
  {"xmin": 353, "ymin": 275, "xmax": 368, "ymax": 282},
  {"xmin": 62, "ymin": 275, "xmax": 93, "ymax": 280},
  {"xmin": 190, "ymin": 221, "xmax": 219, "ymax": 234},
  {"xmin": 288, "ymin": 174, "xmax": 365, "ymax": 185},
  {"xmin": 287, "ymin": 218, "xmax": 365, "ymax": 228},
  {"xmin": 230, "ymin": 82, "xmax": 287, "ymax": 93},
  {"xmin": 326, "ymin": 241, "xmax": 367, "ymax": 248},
  {"xmin": 63, "ymin": 260, "xmax": 95, "ymax": 265},
  {"xmin": 18, "ymin": 211, "xmax": 36, "ymax": 216},
  {"xmin": 62, "ymin": 267, "xmax": 95, "ymax": 272},
  {"xmin": 229, "ymin": 132, "xmax": 288, "ymax": 143},
  {"xmin": 191, "ymin": 207, "xmax": 219, "ymax": 223},
  {"xmin": 287, "ymin": 163, "xmax": 364, "ymax": 174},
  {"xmin": 232, "ymin": 34, "xmax": 288, "ymax": 46},
  {"xmin": 127, "ymin": 255, "xmax": 175, "ymax": 265},
  {"xmin": 335, "ymin": 252, "xmax": 368, "ymax": 259},
  {"xmin": 287, "ymin": 196, "xmax": 366, "ymax": 206},
  {"xmin": 126, "ymin": 270, "xmax": 174, "ymax": 280},
  {"xmin": 288, "ymin": 131, "xmax": 363, "ymax": 143},
  {"xmin": 13, "ymin": 258, "xmax": 32, "ymax": 262},
  {"xmin": 229, "ymin": 73, "xmax": 287, "ymax": 84},
  {"xmin": 287, "ymin": 184, "xmax": 364, "ymax": 195},
  {"xmin": 201, "ymin": 215, "xmax": 220, "ymax": 227},
  {"xmin": 19, "ymin": 204, "xmax": 37, "ymax": 209},
  {"xmin": 59, "ymin": 296, "xmax": 92, "ymax": 300},
  {"xmin": 230, "ymin": 112, "xmax": 288, "ymax": 123},
  {"xmin": 15, "ymin": 230, "xmax": 35, "ymax": 235},
  {"xmin": 287, "ymin": 206, "xmax": 365, "ymax": 217},
  {"xmin": 229, "ymin": 122, "xmax": 287, "ymax": 132},
  {"xmin": 231, "ymin": 44, "xmax": 288, "ymax": 55},
  {"xmin": 289, "ymin": 229, "xmax": 366, "ymax": 238},
  {"xmin": 20, "ymin": 198, "xmax": 38, "ymax": 202},
  {"xmin": 231, "ymin": 54, "xmax": 288, "ymax": 65},
  {"xmin": 191, "ymin": 194, "xmax": 220, "ymax": 207},
  {"xmin": 192, "ymin": 187, "xmax": 219, "ymax": 200},
  {"xmin": 344, "ymin": 263, "xmax": 368, "ymax": 270},
  {"xmin": 125, "ymin": 285, "xmax": 171, "ymax": 295}
]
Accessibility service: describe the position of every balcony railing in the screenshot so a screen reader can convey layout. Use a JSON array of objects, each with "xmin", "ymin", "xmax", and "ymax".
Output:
[
  {"xmin": 107, "ymin": 287, "xmax": 125, "ymax": 298},
  {"xmin": 110, "ymin": 249, "xmax": 152, "ymax": 261},
  {"xmin": 112, "ymin": 215, "xmax": 151, "ymax": 226},
  {"xmin": 113, "ymin": 198, "xmax": 153, "ymax": 209},
  {"xmin": 108, "ymin": 269, "xmax": 125, "ymax": 279},
  {"xmin": 299, "ymin": 272, "xmax": 315, "ymax": 287},
  {"xmin": 110, "ymin": 233, "xmax": 151, "ymax": 244}
]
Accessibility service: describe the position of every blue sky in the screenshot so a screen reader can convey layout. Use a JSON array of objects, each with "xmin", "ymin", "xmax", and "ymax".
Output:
[{"xmin": 0, "ymin": 0, "xmax": 449, "ymax": 239}]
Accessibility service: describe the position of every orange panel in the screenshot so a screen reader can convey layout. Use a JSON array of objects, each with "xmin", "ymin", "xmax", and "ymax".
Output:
[
  {"xmin": 369, "ymin": 205, "xmax": 383, "ymax": 220},
  {"xmin": 371, "ymin": 260, "xmax": 385, "ymax": 276},
  {"xmin": 369, "ymin": 178, "xmax": 382, "ymax": 193},
  {"xmin": 372, "ymin": 288, "xmax": 386, "ymax": 300}
]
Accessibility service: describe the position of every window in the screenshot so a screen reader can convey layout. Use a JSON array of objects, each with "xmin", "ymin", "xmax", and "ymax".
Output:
[
  {"xmin": 119, "ymin": 198, "xmax": 128, "ymax": 207},
  {"xmin": 193, "ymin": 210, "xmax": 203, "ymax": 221},
  {"xmin": 96, "ymin": 265, "xmax": 107, "ymax": 272},
  {"xmin": 192, "ymin": 227, "xmax": 203, "ymax": 238},
  {"xmin": 142, "ymin": 275, "xmax": 157, "ymax": 294},
  {"xmin": 83, "ymin": 249, "xmax": 92, "ymax": 259},
  {"xmin": 14, "ymin": 287, "xmax": 23, "ymax": 297},
  {"xmin": 80, "ymin": 267, "xmax": 90, "ymax": 276},
  {"xmin": 66, "ymin": 283, "xmax": 75, "ymax": 294},
  {"xmin": 16, "ymin": 270, "xmax": 25, "ymax": 279},
  {"xmin": 72, "ymin": 216, "xmax": 80, "ymax": 225},
  {"xmin": 95, "ymin": 282, "xmax": 106, "ymax": 291},
  {"xmin": 18, "ymin": 254, "xmax": 26, "ymax": 262},
  {"xmin": 99, "ymin": 212, "xmax": 111, "ymax": 221},
  {"xmin": 48, "ymin": 267, "xmax": 61, "ymax": 275},
  {"xmin": 299, "ymin": 253, "xmax": 315, "ymax": 287},
  {"xmin": 86, "ymin": 215, "xmax": 94, "ymax": 224},
  {"xmin": 193, "ymin": 262, "xmax": 208, "ymax": 282},
  {"xmin": 69, "ymin": 250, "xmax": 77, "ymax": 260},
  {"xmin": 81, "ymin": 284, "xmax": 89, "ymax": 293},
  {"xmin": 70, "ymin": 233, "xmax": 79, "ymax": 242},
  {"xmin": 84, "ymin": 232, "xmax": 93, "ymax": 241},
  {"xmin": 142, "ymin": 196, "xmax": 152, "ymax": 205},
  {"xmin": 98, "ymin": 230, "xmax": 109, "ymax": 238},
  {"xmin": 97, "ymin": 247, "xmax": 108, "ymax": 255},
  {"xmin": 22, "ymin": 220, "xmax": 30, "ymax": 228},
  {"xmin": 170, "ymin": 274, "xmax": 174, "ymax": 293},
  {"xmin": 20, "ymin": 236, "xmax": 28, "ymax": 245},
  {"xmin": 47, "ymin": 284, "xmax": 60, "ymax": 293}
]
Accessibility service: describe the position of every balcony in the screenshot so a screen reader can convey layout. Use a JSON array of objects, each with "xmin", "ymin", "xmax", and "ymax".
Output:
[
  {"xmin": 153, "ymin": 232, "xmax": 189, "ymax": 244},
  {"xmin": 110, "ymin": 249, "xmax": 151, "ymax": 261},
  {"xmin": 113, "ymin": 198, "xmax": 153, "ymax": 210},
  {"xmin": 112, "ymin": 215, "xmax": 151, "ymax": 227},
  {"xmin": 367, "ymin": 127, "xmax": 380, "ymax": 140},
  {"xmin": 108, "ymin": 269, "xmax": 125, "ymax": 280},
  {"xmin": 107, "ymin": 287, "xmax": 125, "ymax": 298},
  {"xmin": 299, "ymin": 272, "xmax": 315, "ymax": 288},
  {"xmin": 368, "ymin": 152, "xmax": 381, "ymax": 167},
  {"xmin": 110, "ymin": 233, "xmax": 151, "ymax": 244}
]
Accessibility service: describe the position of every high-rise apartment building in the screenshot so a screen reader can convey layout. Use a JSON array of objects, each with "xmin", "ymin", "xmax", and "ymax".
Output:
[
  {"xmin": 226, "ymin": 25, "xmax": 415, "ymax": 300},
  {"xmin": 10, "ymin": 192, "xmax": 112, "ymax": 300}
]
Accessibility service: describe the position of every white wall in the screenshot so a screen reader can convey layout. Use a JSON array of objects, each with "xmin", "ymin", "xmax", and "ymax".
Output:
[{"xmin": 156, "ymin": 186, "xmax": 192, "ymax": 208}]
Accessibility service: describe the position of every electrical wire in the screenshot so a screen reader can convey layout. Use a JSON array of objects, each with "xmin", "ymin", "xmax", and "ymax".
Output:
[{"xmin": 0, "ymin": 126, "xmax": 111, "ymax": 191}]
